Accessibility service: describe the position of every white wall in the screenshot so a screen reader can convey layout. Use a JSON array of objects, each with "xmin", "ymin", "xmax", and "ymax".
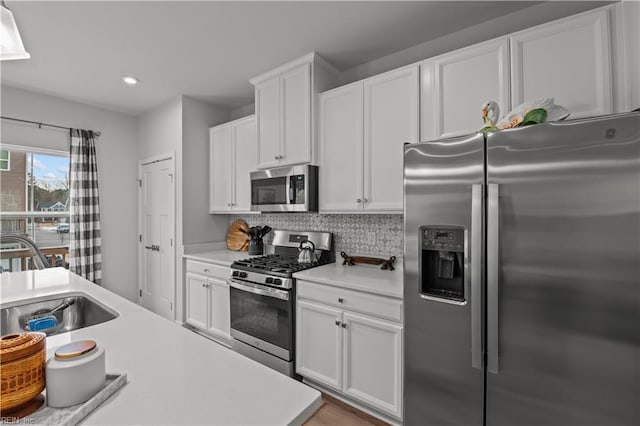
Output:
[
  {"xmin": 137, "ymin": 97, "xmax": 182, "ymax": 161},
  {"xmin": 229, "ymin": 103, "xmax": 255, "ymax": 120},
  {"xmin": 0, "ymin": 85, "xmax": 139, "ymax": 301},
  {"xmin": 137, "ymin": 96, "xmax": 230, "ymax": 322},
  {"xmin": 181, "ymin": 96, "xmax": 229, "ymax": 245}
]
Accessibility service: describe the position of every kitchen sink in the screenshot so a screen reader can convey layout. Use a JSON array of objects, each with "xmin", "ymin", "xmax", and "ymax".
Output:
[{"xmin": 1, "ymin": 293, "xmax": 119, "ymax": 336}]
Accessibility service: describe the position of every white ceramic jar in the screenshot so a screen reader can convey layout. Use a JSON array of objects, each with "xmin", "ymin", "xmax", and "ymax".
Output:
[{"xmin": 46, "ymin": 340, "xmax": 106, "ymax": 408}]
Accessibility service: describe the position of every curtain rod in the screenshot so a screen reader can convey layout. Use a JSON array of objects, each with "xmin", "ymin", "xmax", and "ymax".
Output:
[{"xmin": 1, "ymin": 116, "xmax": 101, "ymax": 137}]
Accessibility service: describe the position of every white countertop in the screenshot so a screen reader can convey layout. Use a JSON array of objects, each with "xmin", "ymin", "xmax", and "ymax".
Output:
[
  {"xmin": 183, "ymin": 249, "xmax": 249, "ymax": 267},
  {"xmin": 294, "ymin": 260, "xmax": 403, "ymax": 299},
  {"xmin": 183, "ymin": 249, "xmax": 403, "ymax": 298},
  {"xmin": 0, "ymin": 268, "xmax": 321, "ymax": 425}
]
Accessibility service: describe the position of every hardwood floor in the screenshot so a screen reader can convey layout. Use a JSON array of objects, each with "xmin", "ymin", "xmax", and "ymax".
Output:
[{"xmin": 304, "ymin": 393, "xmax": 389, "ymax": 426}]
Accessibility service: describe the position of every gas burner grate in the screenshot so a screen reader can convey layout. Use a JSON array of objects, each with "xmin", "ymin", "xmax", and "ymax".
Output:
[{"xmin": 232, "ymin": 253, "xmax": 333, "ymax": 276}]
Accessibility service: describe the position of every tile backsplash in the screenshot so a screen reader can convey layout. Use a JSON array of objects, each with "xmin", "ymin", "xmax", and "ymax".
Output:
[{"xmin": 229, "ymin": 213, "xmax": 403, "ymax": 257}]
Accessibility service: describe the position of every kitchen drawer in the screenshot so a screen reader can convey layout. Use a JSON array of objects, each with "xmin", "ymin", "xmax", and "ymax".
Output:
[
  {"xmin": 297, "ymin": 280, "xmax": 402, "ymax": 323},
  {"xmin": 185, "ymin": 260, "xmax": 229, "ymax": 281}
]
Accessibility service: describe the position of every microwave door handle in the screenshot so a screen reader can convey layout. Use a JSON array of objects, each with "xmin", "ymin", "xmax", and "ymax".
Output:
[{"xmin": 287, "ymin": 176, "xmax": 294, "ymax": 204}]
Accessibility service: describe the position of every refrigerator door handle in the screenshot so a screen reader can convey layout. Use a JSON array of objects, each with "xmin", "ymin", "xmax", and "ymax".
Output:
[
  {"xmin": 487, "ymin": 183, "xmax": 500, "ymax": 374},
  {"xmin": 471, "ymin": 184, "xmax": 483, "ymax": 369}
]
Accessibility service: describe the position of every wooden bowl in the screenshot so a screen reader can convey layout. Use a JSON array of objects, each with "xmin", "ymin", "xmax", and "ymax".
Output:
[{"xmin": 0, "ymin": 332, "xmax": 46, "ymax": 412}]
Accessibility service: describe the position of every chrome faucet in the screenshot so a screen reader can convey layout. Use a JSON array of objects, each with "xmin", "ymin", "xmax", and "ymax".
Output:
[{"xmin": 0, "ymin": 233, "xmax": 51, "ymax": 271}]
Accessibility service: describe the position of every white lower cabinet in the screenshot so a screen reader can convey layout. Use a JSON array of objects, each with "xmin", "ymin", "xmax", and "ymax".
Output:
[
  {"xmin": 185, "ymin": 273, "xmax": 209, "ymax": 330},
  {"xmin": 297, "ymin": 300, "xmax": 343, "ymax": 390},
  {"xmin": 296, "ymin": 283, "xmax": 403, "ymax": 420},
  {"xmin": 185, "ymin": 260, "xmax": 231, "ymax": 341},
  {"xmin": 342, "ymin": 312, "xmax": 403, "ymax": 418}
]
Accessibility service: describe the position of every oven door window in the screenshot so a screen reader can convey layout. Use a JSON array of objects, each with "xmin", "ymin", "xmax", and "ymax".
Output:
[
  {"xmin": 230, "ymin": 286, "xmax": 292, "ymax": 352},
  {"xmin": 251, "ymin": 177, "xmax": 287, "ymax": 205}
]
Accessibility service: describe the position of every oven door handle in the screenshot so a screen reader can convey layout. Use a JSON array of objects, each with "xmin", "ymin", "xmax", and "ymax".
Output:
[{"xmin": 228, "ymin": 278, "xmax": 290, "ymax": 301}]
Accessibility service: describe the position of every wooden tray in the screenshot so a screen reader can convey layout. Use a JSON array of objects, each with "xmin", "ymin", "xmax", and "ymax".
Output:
[
  {"xmin": 340, "ymin": 251, "xmax": 397, "ymax": 271},
  {"xmin": 226, "ymin": 219, "xmax": 249, "ymax": 251}
]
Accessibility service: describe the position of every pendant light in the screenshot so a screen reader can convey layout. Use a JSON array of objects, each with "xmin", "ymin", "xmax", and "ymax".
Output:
[{"xmin": 1, "ymin": 0, "xmax": 30, "ymax": 61}]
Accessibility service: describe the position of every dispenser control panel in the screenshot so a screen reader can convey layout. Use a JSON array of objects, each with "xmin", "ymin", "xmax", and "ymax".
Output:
[
  {"xmin": 419, "ymin": 225, "xmax": 466, "ymax": 303},
  {"xmin": 422, "ymin": 228, "xmax": 464, "ymax": 252}
]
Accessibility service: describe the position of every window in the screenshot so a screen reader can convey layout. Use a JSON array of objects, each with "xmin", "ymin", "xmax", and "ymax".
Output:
[
  {"xmin": 0, "ymin": 145, "xmax": 70, "ymax": 271},
  {"xmin": 0, "ymin": 150, "xmax": 9, "ymax": 171}
]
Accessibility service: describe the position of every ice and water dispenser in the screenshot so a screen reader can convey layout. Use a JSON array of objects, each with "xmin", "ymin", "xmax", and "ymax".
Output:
[{"xmin": 420, "ymin": 226, "xmax": 465, "ymax": 302}]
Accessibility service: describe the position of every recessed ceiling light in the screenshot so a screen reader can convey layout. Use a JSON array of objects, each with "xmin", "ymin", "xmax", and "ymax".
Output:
[{"xmin": 122, "ymin": 76, "xmax": 139, "ymax": 85}]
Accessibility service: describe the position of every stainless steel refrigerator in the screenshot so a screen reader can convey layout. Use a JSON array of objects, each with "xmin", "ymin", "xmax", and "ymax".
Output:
[{"xmin": 403, "ymin": 112, "xmax": 640, "ymax": 426}]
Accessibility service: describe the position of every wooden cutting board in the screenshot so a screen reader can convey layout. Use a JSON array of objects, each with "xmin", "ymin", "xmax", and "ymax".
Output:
[{"xmin": 226, "ymin": 219, "xmax": 249, "ymax": 251}]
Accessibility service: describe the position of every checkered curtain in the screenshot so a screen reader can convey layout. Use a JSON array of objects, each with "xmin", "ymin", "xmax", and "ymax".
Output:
[{"xmin": 69, "ymin": 129, "xmax": 102, "ymax": 284}]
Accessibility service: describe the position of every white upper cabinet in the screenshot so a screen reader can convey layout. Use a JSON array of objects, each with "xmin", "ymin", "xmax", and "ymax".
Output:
[
  {"xmin": 421, "ymin": 38, "xmax": 510, "ymax": 140},
  {"xmin": 319, "ymin": 65, "xmax": 419, "ymax": 213},
  {"xmin": 510, "ymin": 8, "xmax": 612, "ymax": 119},
  {"xmin": 209, "ymin": 124, "xmax": 233, "ymax": 212},
  {"xmin": 281, "ymin": 64, "xmax": 312, "ymax": 166},
  {"xmin": 232, "ymin": 117, "xmax": 258, "ymax": 212},
  {"xmin": 319, "ymin": 82, "xmax": 364, "ymax": 212},
  {"xmin": 363, "ymin": 65, "xmax": 419, "ymax": 212},
  {"xmin": 209, "ymin": 115, "xmax": 257, "ymax": 213},
  {"xmin": 251, "ymin": 52, "xmax": 338, "ymax": 169},
  {"xmin": 255, "ymin": 78, "xmax": 281, "ymax": 169}
]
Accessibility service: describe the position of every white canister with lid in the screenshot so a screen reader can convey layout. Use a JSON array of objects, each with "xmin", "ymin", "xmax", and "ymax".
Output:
[{"xmin": 46, "ymin": 340, "xmax": 106, "ymax": 408}]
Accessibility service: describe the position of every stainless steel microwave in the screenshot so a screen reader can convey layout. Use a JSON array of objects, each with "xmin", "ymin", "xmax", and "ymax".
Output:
[{"xmin": 250, "ymin": 165, "xmax": 318, "ymax": 212}]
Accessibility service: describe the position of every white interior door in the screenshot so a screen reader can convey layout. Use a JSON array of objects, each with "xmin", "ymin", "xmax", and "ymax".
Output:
[{"xmin": 139, "ymin": 155, "xmax": 175, "ymax": 320}]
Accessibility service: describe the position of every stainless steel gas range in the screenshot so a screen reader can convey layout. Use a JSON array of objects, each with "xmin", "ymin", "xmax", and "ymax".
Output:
[{"xmin": 228, "ymin": 230, "xmax": 334, "ymax": 377}]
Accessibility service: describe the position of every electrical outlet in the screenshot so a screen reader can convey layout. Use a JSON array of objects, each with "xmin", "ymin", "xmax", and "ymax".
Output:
[{"xmin": 366, "ymin": 231, "xmax": 376, "ymax": 245}]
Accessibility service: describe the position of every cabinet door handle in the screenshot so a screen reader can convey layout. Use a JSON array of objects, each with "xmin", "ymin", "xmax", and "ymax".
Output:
[
  {"xmin": 204, "ymin": 269, "xmax": 210, "ymax": 273},
  {"xmin": 356, "ymin": 198, "xmax": 362, "ymax": 203},
  {"xmin": 338, "ymin": 297, "xmax": 344, "ymax": 303},
  {"xmin": 363, "ymin": 198, "xmax": 368, "ymax": 203},
  {"xmin": 341, "ymin": 323, "xmax": 347, "ymax": 329},
  {"xmin": 335, "ymin": 320, "xmax": 341, "ymax": 327}
]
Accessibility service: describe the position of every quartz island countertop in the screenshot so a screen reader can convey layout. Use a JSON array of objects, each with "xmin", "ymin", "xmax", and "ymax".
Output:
[{"xmin": 0, "ymin": 268, "xmax": 321, "ymax": 425}]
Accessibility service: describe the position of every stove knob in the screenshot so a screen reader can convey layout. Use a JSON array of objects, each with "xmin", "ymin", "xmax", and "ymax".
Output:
[
  {"xmin": 265, "ymin": 277, "xmax": 273, "ymax": 284},
  {"xmin": 232, "ymin": 271, "xmax": 239, "ymax": 277},
  {"xmin": 273, "ymin": 278, "xmax": 282, "ymax": 286},
  {"xmin": 239, "ymin": 272, "xmax": 248, "ymax": 279}
]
